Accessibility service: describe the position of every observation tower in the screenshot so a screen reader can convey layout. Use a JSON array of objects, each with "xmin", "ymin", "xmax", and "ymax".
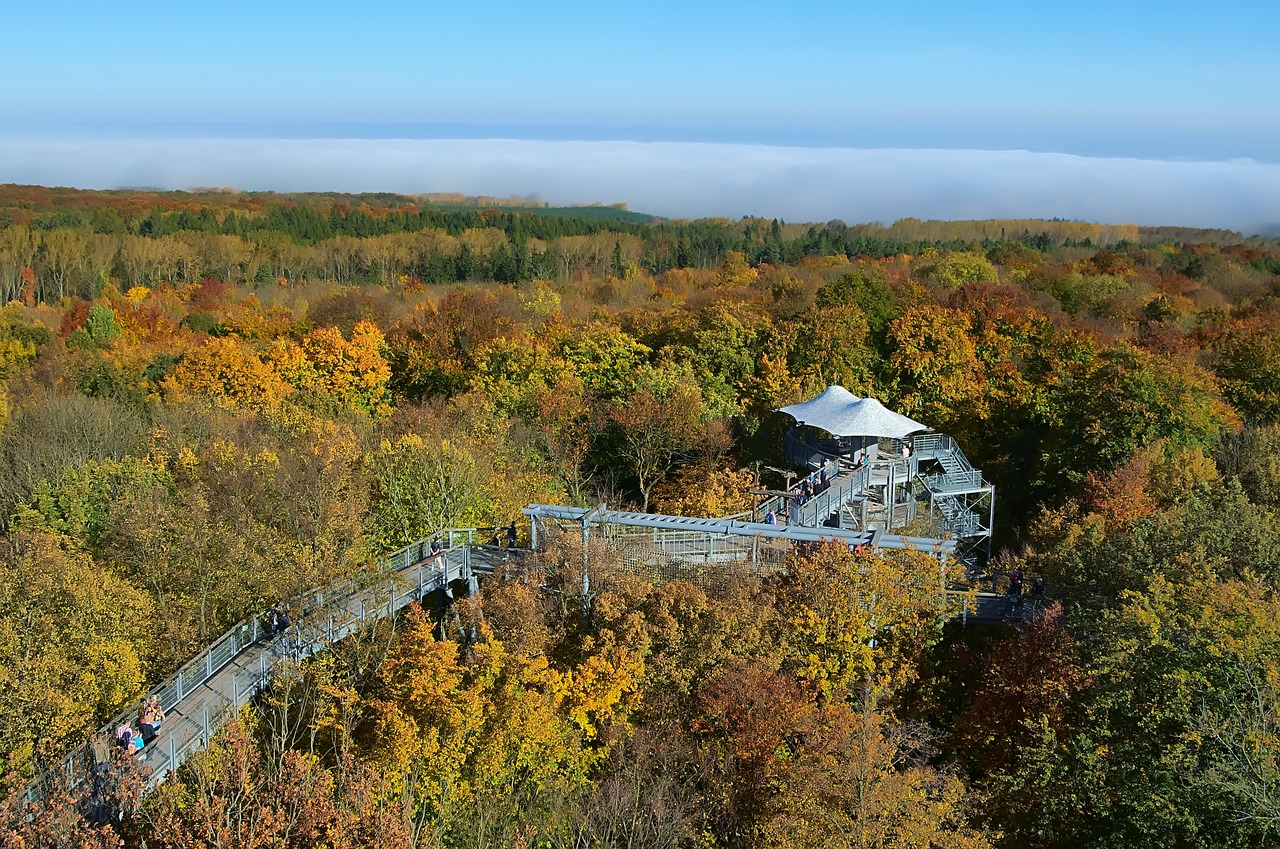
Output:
[{"xmin": 771, "ymin": 386, "xmax": 994, "ymax": 568}]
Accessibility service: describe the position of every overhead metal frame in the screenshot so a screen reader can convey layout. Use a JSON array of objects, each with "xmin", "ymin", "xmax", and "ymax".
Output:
[{"xmin": 522, "ymin": 504, "xmax": 956, "ymax": 557}]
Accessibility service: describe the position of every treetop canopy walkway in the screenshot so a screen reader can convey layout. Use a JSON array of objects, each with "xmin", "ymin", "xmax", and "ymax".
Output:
[
  {"xmin": 25, "ymin": 528, "xmax": 501, "ymax": 806},
  {"xmin": 31, "ymin": 496, "xmax": 1002, "ymax": 807},
  {"xmin": 522, "ymin": 503, "xmax": 957, "ymax": 560}
]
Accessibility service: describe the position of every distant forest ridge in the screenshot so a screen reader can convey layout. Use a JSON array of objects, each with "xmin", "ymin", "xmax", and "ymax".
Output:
[{"xmin": 0, "ymin": 184, "xmax": 1260, "ymax": 247}]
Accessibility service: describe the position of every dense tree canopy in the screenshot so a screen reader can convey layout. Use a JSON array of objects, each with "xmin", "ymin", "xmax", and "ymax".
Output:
[{"xmin": 0, "ymin": 187, "xmax": 1279, "ymax": 847}]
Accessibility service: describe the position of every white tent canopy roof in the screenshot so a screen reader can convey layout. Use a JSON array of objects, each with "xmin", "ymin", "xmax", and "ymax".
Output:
[{"xmin": 777, "ymin": 386, "xmax": 930, "ymax": 438}]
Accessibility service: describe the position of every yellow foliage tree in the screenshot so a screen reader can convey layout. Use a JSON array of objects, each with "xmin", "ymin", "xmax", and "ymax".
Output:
[
  {"xmin": 162, "ymin": 337, "xmax": 292, "ymax": 412},
  {"xmin": 775, "ymin": 543, "xmax": 956, "ymax": 699},
  {"xmin": 886, "ymin": 305, "xmax": 988, "ymax": 426},
  {"xmin": 266, "ymin": 320, "xmax": 392, "ymax": 417},
  {"xmin": 651, "ymin": 463, "xmax": 754, "ymax": 518},
  {"xmin": 0, "ymin": 529, "xmax": 153, "ymax": 784},
  {"xmin": 762, "ymin": 703, "xmax": 992, "ymax": 849}
]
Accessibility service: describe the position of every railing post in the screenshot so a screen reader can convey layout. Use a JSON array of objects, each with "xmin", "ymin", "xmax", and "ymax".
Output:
[
  {"xmin": 176, "ymin": 674, "xmax": 183, "ymax": 702},
  {"xmin": 168, "ymin": 732, "xmax": 175, "ymax": 771},
  {"xmin": 205, "ymin": 651, "xmax": 212, "ymax": 679},
  {"xmin": 328, "ymin": 616, "xmax": 334, "ymax": 643},
  {"xmin": 202, "ymin": 705, "xmax": 209, "ymax": 742}
]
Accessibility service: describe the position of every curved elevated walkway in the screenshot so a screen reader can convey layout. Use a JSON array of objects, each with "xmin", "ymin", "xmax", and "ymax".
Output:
[
  {"xmin": 31, "ymin": 503, "xmax": 1019, "ymax": 807},
  {"xmin": 27, "ymin": 533, "xmax": 507, "ymax": 804}
]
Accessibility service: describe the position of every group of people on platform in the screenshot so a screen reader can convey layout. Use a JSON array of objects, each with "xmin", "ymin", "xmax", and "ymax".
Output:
[
  {"xmin": 264, "ymin": 605, "xmax": 292, "ymax": 637},
  {"xmin": 762, "ymin": 460, "xmax": 839, "ymax": 526},
  {"xmin": 114, "ymin": 695, "xmax": 165, "ymax": 754},
  {"xmin": 486, "ymin": 522, "xmax": 518, "ymax": 548},
  {"xmin": 1006, "ymin": 568, "xmax": 1045, "ymax": 615}
]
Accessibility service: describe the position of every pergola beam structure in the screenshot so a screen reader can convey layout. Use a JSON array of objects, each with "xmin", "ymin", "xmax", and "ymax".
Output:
[{"xmin": 522, "ymin": 504, "xmax": 956, "ymax": 557}]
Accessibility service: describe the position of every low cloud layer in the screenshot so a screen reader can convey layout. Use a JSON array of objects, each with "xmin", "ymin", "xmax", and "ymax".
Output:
[{"xmin": 2, "ymin": 137, "xmax": 1278, "ymax": 233}]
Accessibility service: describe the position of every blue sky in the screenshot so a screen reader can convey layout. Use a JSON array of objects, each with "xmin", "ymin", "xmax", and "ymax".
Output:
[{"xmin": 4, "ymin": 1, "xmax": 1280, "ymax": 228}]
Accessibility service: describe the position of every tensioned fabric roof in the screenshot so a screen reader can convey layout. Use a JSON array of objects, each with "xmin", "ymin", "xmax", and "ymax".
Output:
[{"xmin": 777, "ymin": 385, "xmax": 930, "ymax": 438}]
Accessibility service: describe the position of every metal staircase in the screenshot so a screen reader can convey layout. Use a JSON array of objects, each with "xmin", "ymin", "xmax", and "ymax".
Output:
[{"xmin": 904, "ymin": 434, "xmax": 994, "ymax": 567}]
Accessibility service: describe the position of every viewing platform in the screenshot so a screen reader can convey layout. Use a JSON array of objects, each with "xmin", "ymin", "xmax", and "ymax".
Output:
[
  {"xmin": 773, "ymin": 386, "xmax": 995, "ymax": 568},
  {"xmin": 32, "ymin": 500, "xmax": 1012, "ymax": 810}
]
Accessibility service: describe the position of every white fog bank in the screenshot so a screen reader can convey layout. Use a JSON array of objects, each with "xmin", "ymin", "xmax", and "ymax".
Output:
[{"xmin": 2, "ymin": 137, "xmax": 1278, "ymax": 233}]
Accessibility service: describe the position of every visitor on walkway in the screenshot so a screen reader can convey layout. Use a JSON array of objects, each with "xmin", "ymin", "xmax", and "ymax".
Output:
[
  {"xmin": 430, "ymin": 535, "xmax": 442, "ymax": 556},
  {"xmin": 764, "ymin": 509, "xmax": 776, "ymax": 525},
  {"xmin": 140, "ymin": 696, "xmax": 164, "ymax": 744},
  {"xmin": 115, "ymin": 722, "xmax": 135, "ymax": 752},
  {"xmin": 507, "ymin": 522, "xmax": 517, "ymax": 548},
  {"xmin": 1006, "ymin": 571, "xmax": 1024, "ymax": 616}
]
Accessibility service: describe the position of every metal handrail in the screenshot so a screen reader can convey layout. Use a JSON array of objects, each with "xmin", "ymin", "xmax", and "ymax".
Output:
[
  {"xmin": 924, "ymin": 470, "xmax": 986, "ymax": 491},
  {"xmin": 904, "ymin": 434, "xmax": 976, "ymax": 475},
  {"xmin": 801, "ymin": 463, "xmax": 869, "ymax": 525},
  {"xmin": 135, "ymin": 547, "xmax": 470, "ymax": 789},
  {"xmin": 26, "ymin": 527, "xmax": 479, "ymax": 804}
]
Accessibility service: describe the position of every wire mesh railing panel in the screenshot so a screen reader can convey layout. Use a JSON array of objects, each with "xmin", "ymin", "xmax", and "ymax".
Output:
[
  {"xmin": 925, "ymin": 470, "xmax": 986, "ymax": 491},
  {"xmin": 29, "ymin": 527, "xmax": 479, "ymax": 805}
]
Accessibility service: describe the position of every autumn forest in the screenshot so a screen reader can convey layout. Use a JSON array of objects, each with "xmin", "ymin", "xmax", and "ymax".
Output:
[{"xmin": 3, "ymin": 184, "xmax": 1280, "ymax": 849}]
